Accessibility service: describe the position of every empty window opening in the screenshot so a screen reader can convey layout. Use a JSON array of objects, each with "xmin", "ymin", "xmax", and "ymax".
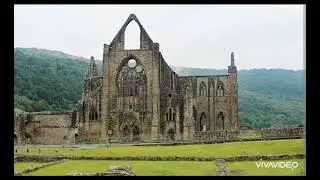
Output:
[
  {"xmin": 89, "ymin": 111, "xmax": 92, "ymax": 121},
  {"xmin": 125, "ymin": 21, "xmax": 140, "ymax": 50}
]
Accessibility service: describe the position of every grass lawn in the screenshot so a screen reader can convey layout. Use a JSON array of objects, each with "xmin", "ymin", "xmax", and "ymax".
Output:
[
  {"xmin": 27, "ymin": 160, "xmax": 217, "ymax": 176},
  {"xmin": 226, "ymin": 159, "xmax": 305, "ymax": 176},
  {"xmin": 14, "ymin": 139, "xmax": 305, "ymax": 157},
  {"xmin": 14, "ymin": 162, "xmax": 43, "ymax": 173}
]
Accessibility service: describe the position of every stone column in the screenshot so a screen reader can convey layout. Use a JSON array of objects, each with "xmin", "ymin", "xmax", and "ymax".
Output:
[
  {"xmin": 150, "ymin": 54, "xmax": 160, "ymax": 142},
  {"xmin": 100, "ymin": 44, "xmax": 110, "ymax": 143},
  {"xmin": 175, "ymin": 106, "xmax": 181, "ymax": 141}
]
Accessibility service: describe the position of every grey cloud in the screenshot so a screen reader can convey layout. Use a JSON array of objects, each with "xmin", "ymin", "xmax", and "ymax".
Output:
[{"xmin": 14, "ymin": 5, "xmax": 304, "ymax": 70}]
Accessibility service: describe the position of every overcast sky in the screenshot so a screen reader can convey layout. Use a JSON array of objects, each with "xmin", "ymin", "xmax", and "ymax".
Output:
[{"xmin": 14, "ymin": 5, "xmax": 304, "ymax": 70}]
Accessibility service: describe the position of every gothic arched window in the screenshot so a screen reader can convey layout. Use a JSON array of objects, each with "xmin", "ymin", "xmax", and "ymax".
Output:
[
  {"xmin": 166, "ymin": 107, "xmax": 174, "ymax": 122},
  {"xmin": 89, "ymin": 111, "xmax": 92, "ymax": 121},
  {"xmin": 199, "ymin": 112, "xmax": 206, "ymax": 131},
  {"xmin": 216, "ymin": 112, "xmax": 225, "ymax": 130},
  {"xmin": 199, "ymin": 81, "xmax": 207, "ymax": 96},
  {"xmin": 217, "ymin": 82, "xmax": 224, "ymax": 97},
  {"xmin": 118, "ymin": 58, "xmax": 147, "ymax": 109}
]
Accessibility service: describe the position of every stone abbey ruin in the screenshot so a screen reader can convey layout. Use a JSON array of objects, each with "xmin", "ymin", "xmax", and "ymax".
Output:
[{"xmin": 14, "ymin": 14, "xmax": 304, "ymax": 145}]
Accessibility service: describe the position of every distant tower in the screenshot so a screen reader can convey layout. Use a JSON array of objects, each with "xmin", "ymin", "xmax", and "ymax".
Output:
[
  {"xmin": 228, "ymin": 52, "xmax": 237, "ymax": 75},
  {"xmin": 231, "ymin": 52, "xmax": 235, "ymax": 67},
  {"xmin": 227, "ymin": 52, "xmax": 239, "ymax": 130},
  {"xmin": 83, "ymin": 56, "xmax": 101, "ymax": 125},
  {"xmin": 86, "ymin": 56, "xmax": 99, "ymax": 80}
]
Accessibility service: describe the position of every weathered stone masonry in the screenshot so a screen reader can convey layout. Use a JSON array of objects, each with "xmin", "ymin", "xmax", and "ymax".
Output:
[
  {"xmin": 14, "ymin": 111, "xmax": 77, "ymax": 145},
  {"xmin": 14, "ymin": 14, "xmax": 241, "ymax": 144}
]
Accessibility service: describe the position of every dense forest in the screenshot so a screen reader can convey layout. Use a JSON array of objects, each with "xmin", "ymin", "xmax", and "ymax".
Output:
[{"xmin": 14, "ymin": 48, "xmax": 304, "ymax": 128}]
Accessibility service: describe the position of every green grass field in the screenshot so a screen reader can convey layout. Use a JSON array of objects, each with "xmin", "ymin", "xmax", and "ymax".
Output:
[
  {"xmin": 14, "ymin": 162, "xmax": 43, "ymax": 173},
  {"xmin": 226, "ymin": 159, "xmax": 305, "ymax": 176},
  {"xmin": 26, "ymin": 160, "xmax": 217, "ymax": 176},
  {"xmin": 14, "ymin": 139, "xmax": 304, "ymax": 157}
]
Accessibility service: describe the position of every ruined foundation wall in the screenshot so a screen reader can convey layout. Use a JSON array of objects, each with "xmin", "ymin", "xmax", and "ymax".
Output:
[
  {"xmin": 193, "ymin": 130, "xmax": 240, "ymax": 141},
  {"xmin": 14, "ymin": 111, "xmax": 77, "ymax": 145},
  {"xmin": 239, "ymin": 129, "xmax": 262, "ymax": 138},
  {"xmin": 262, "ymin": 127, "xmax": 304, "ymax": 138}
]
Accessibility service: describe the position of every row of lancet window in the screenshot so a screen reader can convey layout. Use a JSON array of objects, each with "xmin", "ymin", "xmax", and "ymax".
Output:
[
  {"xmin": 198, "ymin": 81, "xmax": 224, "ymax": 97},
  {"xmin": 166, "ymin": 107, "xmax": 176, "ymax": 122},
  {"xmin": 89, "ymin": 110, "xmax": 98, "ymax": 121}
]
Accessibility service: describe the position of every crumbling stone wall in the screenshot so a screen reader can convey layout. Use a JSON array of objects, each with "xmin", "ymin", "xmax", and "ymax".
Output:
[
  {"xmin": 66, "ymin": 166, "xmax": 136, "ymax": 176},
  {"xmin": 14, "ymin": 111, "xmax": 28, "ymax": 145},
  {"xmin": 14, "ymin": 111, "xmax": 77, "ymax": 145},
  {"xmin": 262, "ymin": 126, "xmax": 304, "ymax": 138},
  {"xmin": 239, "ymin": 129, "xmax": 262, "ymax": 138},
  {"xmin": 193, "ymin": 130, "xmax": 240, "ymax": 141}
]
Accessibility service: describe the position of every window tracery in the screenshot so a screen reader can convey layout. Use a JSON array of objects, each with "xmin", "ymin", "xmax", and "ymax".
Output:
[
  {"xmin": 217, "ymin": 82, "xmax": 224, "ymax": 96},
  {"xmin": 118, "ymin": 58, "xmax": 147, "ymax": 110},
  {"xmin": 199, "ymin": 81, "xmax": 207, "ymax": 96}
]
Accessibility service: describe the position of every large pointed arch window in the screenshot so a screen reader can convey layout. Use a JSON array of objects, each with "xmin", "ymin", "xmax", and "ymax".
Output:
[
  {"xmin": 124, "ymin": 20, "xmax": 140, "ymax": 50},
  {"xmin": 118, "ymin": 58, "xmax": 147, "ymax": 109}
]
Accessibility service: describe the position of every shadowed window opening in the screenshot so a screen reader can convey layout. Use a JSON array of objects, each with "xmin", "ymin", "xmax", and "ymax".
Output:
[
  {"xmin": 118, "ymin": 59, "xmax": 147, "ymax": 111},
  {"xmin": 123, "ymin": 125, "xmax": 130, "ymax": 142},
  {"xmin": 216, "ymin": 112, "xmax": 225, "ymax": 131},
  {"xmin": 167, "ymin": 129, "xmax": 175, "ymax": 141},
  {"xmin": 199, "ymin": 81, "xmax": 207, "ymax": 96},
  {"xmin": 199, "ymin": 112, "xmax": 206, "ymax": 131},
  {"xmin": 133, "ymin": 126, "xmax": 140, "ymax": 141},
  {"xmin": 217, "ymin": 82, "xmax": 224, "ymax": 96}
]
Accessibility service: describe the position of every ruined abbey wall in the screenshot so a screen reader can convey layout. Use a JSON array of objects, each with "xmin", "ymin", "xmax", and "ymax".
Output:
[
  {"xmin": 14, "ymin": 111, "xmax": 77, "ymax": 145},
  {"xmin": 261, "ymin": 127, "xmax": 304, "ymax": 138},
  {"xmin": 14, "ymin": 14, "xmax": 242, "ymax": 145},
  {"xmin": 159, "ymin": 54, "xmax": 181, "ymax": 141}
]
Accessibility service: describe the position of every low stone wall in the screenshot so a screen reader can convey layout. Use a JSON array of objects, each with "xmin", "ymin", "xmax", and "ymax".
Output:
[
  {"xmin": 193, "ymin": 130, "xmax": 240, "ymax": 141},
  {"xmin": 262, "ymin": 127, "xmax": 304, "ymax": 139},
  {"xmin": 76, "ymin": 137, "xmax": 102, "ymax": 144},
  {"xmin": 29, "ymin": 111, "xmax": 73, "ymax": 115},
  {"xmin": 14, "ymin": 160, "xmax": 66, "ymax": 175},
  {"xmin": 66, "ymin": 166, "xmax": 136, "ymax": 176},
  {"xmin": 14, "ymin": 153, "xmax": 305, "ymax": 162},
  {"xmin": 23, "ymin": 160, "xmax": 66, "ymax": 174},
  {"xmin": 239, "ymin": 129, "xmax": 262, "ymax": 138}
]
